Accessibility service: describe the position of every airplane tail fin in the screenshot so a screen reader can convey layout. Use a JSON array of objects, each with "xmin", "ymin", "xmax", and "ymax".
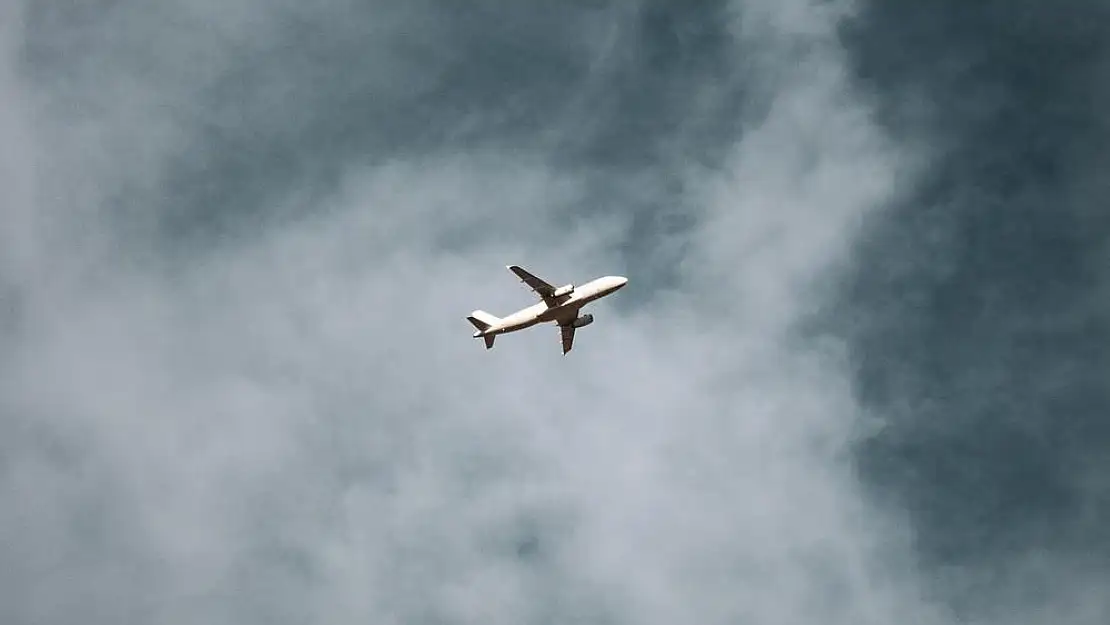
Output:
[
  {"xmin": 467, "ymin": 311, "xmax": 500, "ymax": 349},
  {"xmin": 466, "ymin": 310, "xmax": 500, "ymax": 332}
]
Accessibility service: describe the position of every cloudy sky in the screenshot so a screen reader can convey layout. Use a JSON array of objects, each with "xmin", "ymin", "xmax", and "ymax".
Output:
[{"xmin": 2, "ymin": 1, "xmax": 1108, "ymax": 624}]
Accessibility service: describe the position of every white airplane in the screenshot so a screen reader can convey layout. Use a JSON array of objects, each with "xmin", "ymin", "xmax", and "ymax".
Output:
[{"xmin": 467, "ymin": 265, "xmax": 628, "ymax": 354}]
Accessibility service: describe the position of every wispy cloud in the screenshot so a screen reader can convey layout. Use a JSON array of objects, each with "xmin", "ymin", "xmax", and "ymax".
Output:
[{"xmin": 0, "ymin": 1, "xmax": 1006, "ymax": 624}]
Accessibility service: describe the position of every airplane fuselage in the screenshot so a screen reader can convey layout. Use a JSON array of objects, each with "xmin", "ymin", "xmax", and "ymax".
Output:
[
  {"xmin": 467, "ymin": 266, "xmax": 627, "ymax": 353},
  {"xmin": 476, "ymin": 275, "xmax": 627, "ymax": 336}
]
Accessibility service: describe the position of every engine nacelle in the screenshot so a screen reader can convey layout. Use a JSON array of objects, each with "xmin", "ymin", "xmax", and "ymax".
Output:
[
  {"xmin": 552, "ymin": 283, "xmax": 575, "ymax": 298},
  {"xmin": 571, "ymin": 314, "xmax": 594, "ymax": 328}
]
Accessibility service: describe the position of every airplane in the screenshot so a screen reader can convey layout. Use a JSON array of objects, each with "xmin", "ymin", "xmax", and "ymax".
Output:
[{"xmin": 466, "ymin": 265, "xmax": 628, "ymax": 354}]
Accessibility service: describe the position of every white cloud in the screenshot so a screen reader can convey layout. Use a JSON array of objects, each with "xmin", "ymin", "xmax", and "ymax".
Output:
[{"xmin": 1, "ymin": 1, "xmax": 954, "ymax": 624}]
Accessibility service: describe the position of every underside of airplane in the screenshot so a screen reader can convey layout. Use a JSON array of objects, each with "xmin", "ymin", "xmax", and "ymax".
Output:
[{"xmin": 466, "ymin": 265, "xmax": 626, "ymax": 354}]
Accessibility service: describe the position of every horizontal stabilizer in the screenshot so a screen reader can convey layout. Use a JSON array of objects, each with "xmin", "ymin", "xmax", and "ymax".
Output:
[
  {"xmin": 467, "ymin": 310, "xmax": 500, "ymax": 331},
  {"xmin": 484, "ymin": 335, "xmax": 495, "ymax": 349}
]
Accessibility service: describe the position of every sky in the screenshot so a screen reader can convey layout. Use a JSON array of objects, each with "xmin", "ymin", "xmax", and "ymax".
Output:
[{"xmin": 1, "ymin": 1, "xmax": 1107, "ymax": 624}]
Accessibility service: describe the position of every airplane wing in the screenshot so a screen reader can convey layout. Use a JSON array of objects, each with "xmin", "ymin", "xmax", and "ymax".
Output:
[
  {"xmin": 508, "ymin": 265, "xmax": 557, "ymax": 302},
  {"xmin": 559, "ymin": 323, "xmax": 575, "ymax": 355}
]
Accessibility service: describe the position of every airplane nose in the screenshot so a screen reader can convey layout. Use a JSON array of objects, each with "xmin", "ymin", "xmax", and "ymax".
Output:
[{"xmin": 614, "ymin": 276, "xmax": 628, "ymax": 288}]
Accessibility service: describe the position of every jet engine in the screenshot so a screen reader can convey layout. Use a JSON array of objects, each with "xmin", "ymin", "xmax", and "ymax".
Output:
[
  {"xmin": 552, "ymin": 283, "xmax": 575, "ymax": 298},
  {"xmin": 571, "ymin": 314, "xmax": 594, "ymax": 328}
]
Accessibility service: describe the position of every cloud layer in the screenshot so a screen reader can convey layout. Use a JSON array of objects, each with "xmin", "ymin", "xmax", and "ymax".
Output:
[
  {"xmin": 3, "ymin": 1, "xmax": 1105, "ymax": 624},
  {"xmin": 837, "ymin": 2, "xmax": 1110, "ymax": 620}
]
